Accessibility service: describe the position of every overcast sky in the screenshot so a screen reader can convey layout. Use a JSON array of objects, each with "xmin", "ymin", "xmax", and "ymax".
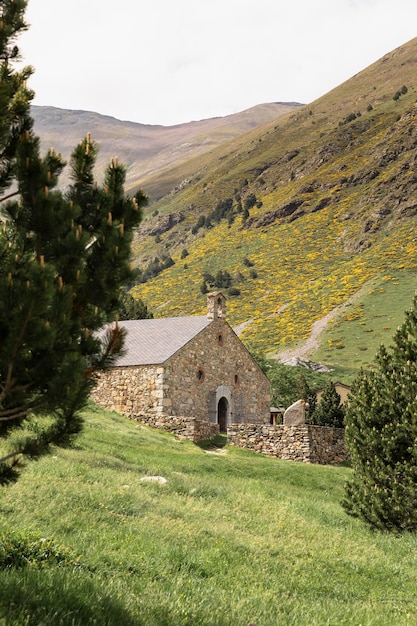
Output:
[{"xmin": 18, "ymin": 0, "xmax": 417, "ymax": 127}]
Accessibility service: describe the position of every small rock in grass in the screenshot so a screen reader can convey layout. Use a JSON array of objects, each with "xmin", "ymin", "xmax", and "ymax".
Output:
[{"xmin": 140, "ymin": 476, "xmax": 167, "ymax": 484}]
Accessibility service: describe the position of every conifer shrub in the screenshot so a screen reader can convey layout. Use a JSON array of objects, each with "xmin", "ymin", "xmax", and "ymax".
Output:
[
  {"xmin": 310, "ymin": 381, "xmax": 344, "ymax": 427},
  {"xmin": 137, "ymin": 255, "xmax": 174, "ymax": 283},
  {"xmin": 200, "ymin": 269, "xmax": 232, "ymax": 292},
  {"xmin": 243, "ymin": 257, "xmax": 254, "ymax": 267},
  {"xmin": 118, "ymin": 293, "xmax": 153, "ymax": 320},
  {"xmin": 243, "ymin": 193, "xmax": 257, "ymax": 211},
  {"xmin": 301, "ymin": 373, "xmax": 318, "ymax": 422},
  {"xmin": 343, "ymin": 295, "xmax": 417, "ymax": 532}
]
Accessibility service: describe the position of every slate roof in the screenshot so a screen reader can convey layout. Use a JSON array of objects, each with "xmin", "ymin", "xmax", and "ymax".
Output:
[{"xmin": 113, "ymin": 316, "xmax": 212, "ymax": 366}]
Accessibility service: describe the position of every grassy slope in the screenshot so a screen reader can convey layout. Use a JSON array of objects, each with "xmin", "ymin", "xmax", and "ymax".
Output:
[
  {"xmin": 131, "ymin": 37, "xmax": 417, "ymax": 374},
  {"xmin": 1, "ymin": 405, "xmax": 417, "ymax": 625},
  {"xmin": 313, "ymin": 271, "xmax": 417, "ymax": 371}
]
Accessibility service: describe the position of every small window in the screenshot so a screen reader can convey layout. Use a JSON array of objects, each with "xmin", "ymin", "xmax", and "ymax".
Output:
[
  {"xmin": 234, "ymin": 374, "xmax": 239, "ymax": 385},
  {"xmin": 197, "ymin": 368, "xmax": 205, "ymax": 382},
  {"xmin": 218, "ymin": 333, "xmax": 224, "ymax": 345}
]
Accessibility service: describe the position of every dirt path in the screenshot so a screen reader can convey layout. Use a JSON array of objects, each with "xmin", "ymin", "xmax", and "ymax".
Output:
[{"xmin": 270, "ymin": 280, "xmax": 374, "ymax": 363}]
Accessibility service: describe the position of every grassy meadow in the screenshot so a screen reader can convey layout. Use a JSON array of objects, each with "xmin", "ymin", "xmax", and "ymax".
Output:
[
  {"xmin": 310, "ymin": 270, "xmax": 417, "ymax": 376},
  {"xmin": 1, "ymin": 405, "xmax": 416, "ymax": 625}
]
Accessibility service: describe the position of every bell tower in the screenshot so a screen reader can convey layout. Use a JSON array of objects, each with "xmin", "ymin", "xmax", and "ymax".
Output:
[{"xmin": 207, "ymin": 292, "xmax": 226, "ymax": 320}]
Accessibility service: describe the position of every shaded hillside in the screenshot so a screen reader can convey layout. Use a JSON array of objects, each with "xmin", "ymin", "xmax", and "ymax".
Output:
[
  {"xmin": 130, "ymin": 37, "xmax": 417, "ymax": 368},
  {"xmin": 31, "ymin": 102, "xmax": 300, "ymax": 196}
]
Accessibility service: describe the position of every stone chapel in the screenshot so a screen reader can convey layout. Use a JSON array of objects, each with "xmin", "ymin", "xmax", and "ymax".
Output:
[{"xmin": 91, "ymin": 292, "xmax": 271, "ymax": 439}]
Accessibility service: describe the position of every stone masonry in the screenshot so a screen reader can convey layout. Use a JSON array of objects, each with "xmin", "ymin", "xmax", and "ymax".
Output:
[
  {"xmin": 227, "ymin": 423, "xmax": 347, "ymax": 464},
  {"xmin": 92, "ymin": 365, "xmax": 162, "ymax": 418},
  {"xmin": 91, "ymin": 292, "xmax": 271, "ymax": 439}
]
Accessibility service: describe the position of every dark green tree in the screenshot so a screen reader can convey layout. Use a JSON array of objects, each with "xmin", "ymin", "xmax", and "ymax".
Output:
[
  {"xmin": 300, "ymin": 373, "xmax": 317, "ymax": 422},
  {"xmin": 118, "ymin": 292, "xmax": 153, "ymax": 320},
  {"xmin": 243, "ymin": 193, "xmax": 257, "ymax": 211},
  {"xmin": 214, "ymin": 269, "xmax": 232, "ymax": 289},
  {"xmin": 343, "ymin": 295, "xmax": 417, "ymax": 531},
  {"xmin": 252, "ymin": 358, "xmax": 327, "ymax": 410},
  {"xmin": 311, "ymin": 381, "xmax": 344, "ymax": 427},
  {"xmin": 0, "ymin": 0, "xmax": 33, "ymax": 196},
  {"xmin": 0, "ymin": 2, "xmax": 148, "ymax": 482}
]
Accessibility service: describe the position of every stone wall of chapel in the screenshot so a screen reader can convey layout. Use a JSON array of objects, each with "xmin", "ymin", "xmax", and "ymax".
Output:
[
  {"xmin": 90, "ymin": 364, "xmax": 163, "ymax": 418},
  {"xmin": 163, "ymin": 319, "xmax": 270, "ymax": 424}
]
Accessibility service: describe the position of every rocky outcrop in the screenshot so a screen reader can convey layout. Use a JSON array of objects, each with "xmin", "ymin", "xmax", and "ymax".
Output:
[
  {"xmin": 138, "ymin": 211, "xmax": 185, "ymax": 237},
  {"xmin": 245, "ymin": 198, "xmax": 304, "ymax": 229}
]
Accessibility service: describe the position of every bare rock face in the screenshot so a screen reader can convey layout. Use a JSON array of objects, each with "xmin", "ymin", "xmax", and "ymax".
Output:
[
  {"xmin": 138, "ymin": 211, "xmax": 184, "ymax": 237},
  {"xmin": 283, "ymin": 399, "xmax": 305, "ymax": 426},
  {"xmin": 281, "ymin": 356, "xmax": 332, "ymax": 372}
]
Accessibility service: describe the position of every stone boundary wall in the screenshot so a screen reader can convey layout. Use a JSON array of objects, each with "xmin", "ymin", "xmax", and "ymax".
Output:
[
  {"xmin": 227, "ymin": 423, "xmax": 348, "ymax": 464},
  {"xmin": 308, "ymin": 424, "xmax": 347, "ymax": 464},
  {"xmin": 134, "ymin": 414, "xmax": 219, "ymax": 443}
]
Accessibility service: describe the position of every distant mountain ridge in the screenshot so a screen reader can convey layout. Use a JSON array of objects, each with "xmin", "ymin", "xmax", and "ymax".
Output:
[{"xmin": 31, "ymin": 102, "xmax": 302, "ymax": 195}]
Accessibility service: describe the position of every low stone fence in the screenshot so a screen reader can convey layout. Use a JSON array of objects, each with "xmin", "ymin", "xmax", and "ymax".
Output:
[
  {"xmin": 133, "ymin": 414, "xmax": 219, "ymax": 443},
  {"xmin": 227, "ymin": 423, "xmax": 347, "ymax": 464},
  {"xmin": 308, "ymin": 424, "xmax": 347, "ymax": 464},
  {"xmin": 126, "ymin": 414, "xmax": 347, "ymax": 463}
]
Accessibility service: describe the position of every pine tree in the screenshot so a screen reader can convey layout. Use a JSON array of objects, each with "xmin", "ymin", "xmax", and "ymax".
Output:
[
  {"xmin": 343, "ymin": 295, "xmax": 417, "ymax": 531},
  {"xmin": 311, "ymin": 381, "xmax": 344, "ymax": 427},
  {"xmin": 300, "ymin": 373, "xmax": 317, "ymax": 422},
  {"xmin": 0, "ymin": 3, "xmax": 148, "ymax": 482},
  {"xmin": 118, "ymin": 292, "xmax": 153, "ymax": 320},
  {"xmin": 0, "ymin": 0, "xmax": 33, "ymax": 195}
]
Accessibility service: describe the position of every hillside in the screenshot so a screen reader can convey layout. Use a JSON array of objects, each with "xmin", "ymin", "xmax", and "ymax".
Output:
[
  {"xmin": 129, "ymin": 37, "xmax": 417, "ymax": 370},
  {"xmin": 1, "ymin": 405, "xmax": 416, "ymax": 625},
  {"xmin": 31, "ymin": 102, "xmax": 301, "ymax": 196}
]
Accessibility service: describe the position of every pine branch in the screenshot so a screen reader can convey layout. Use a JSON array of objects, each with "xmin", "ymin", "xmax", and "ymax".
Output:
[
  {"xmin": 0, "ymin": 448, "xmax": 24, "ymax": 464},
  {"xmin": 0, "ymin": 189, "xmax": 19, "ymax": 203},
  {"xmin": 0, "ymin": 402, "xmax": 42, "ymax": 421}
]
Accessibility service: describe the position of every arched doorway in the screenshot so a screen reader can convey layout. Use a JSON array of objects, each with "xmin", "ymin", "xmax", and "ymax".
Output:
[{"xmin": 218, "ymin": 397, "xmax": 229, "ymax": 433}]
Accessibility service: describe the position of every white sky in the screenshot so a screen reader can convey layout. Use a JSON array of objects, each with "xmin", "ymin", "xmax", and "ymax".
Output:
[{"xmin": 18, "ymin": 0, "xmax": 417, "ymax": 127}]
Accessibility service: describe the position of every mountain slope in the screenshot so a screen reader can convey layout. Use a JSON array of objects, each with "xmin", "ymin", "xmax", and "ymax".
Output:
[
  {"xmin": 130, "ymin": 37, "xmax": 417, "ymax": 369},
  {"xmin": 32, "ymin": 102, "xmax": 301, "ymax": 195}
]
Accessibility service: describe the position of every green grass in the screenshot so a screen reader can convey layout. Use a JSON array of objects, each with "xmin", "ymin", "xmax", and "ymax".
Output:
[
  {"xmin": 312, "ymin": 271, "xmax": 417, "ymax": 372},
  {"xmin": 1, "ymin": 405, "xmax": 417, "ymax": 625}
]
